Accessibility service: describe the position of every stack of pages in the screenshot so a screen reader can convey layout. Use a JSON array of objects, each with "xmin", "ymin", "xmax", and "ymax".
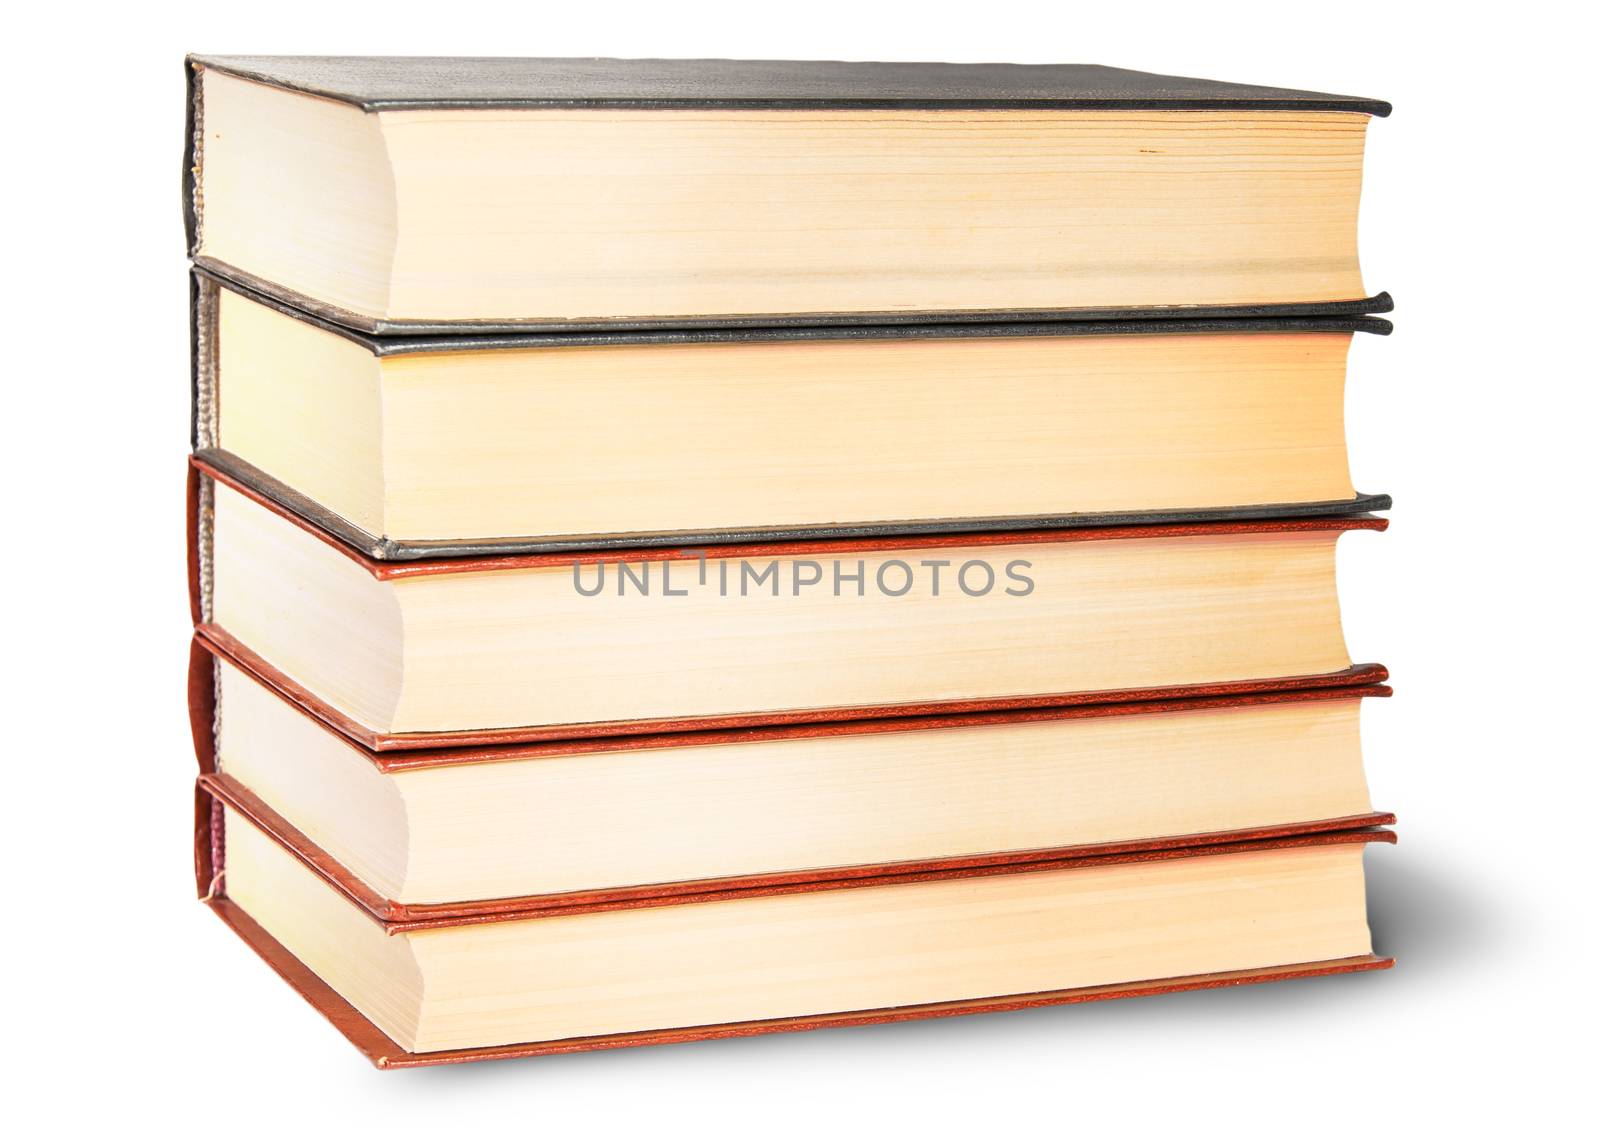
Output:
[{"xmin": 184, "ymin": 55, "xmax": 1397, "ymax": 1067}]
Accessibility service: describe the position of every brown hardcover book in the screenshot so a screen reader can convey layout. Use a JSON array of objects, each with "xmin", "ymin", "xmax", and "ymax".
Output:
[
  {"xmin": 189, "ymin": 461, "xmax": 1387, "ymax": 746},
  {"xmin": 191, "ymin": 633, "xmax": 1391, "ymax": 910},
  {"xmin": 196, "ymin": 777, "xmax": 1394, "ymax": 1066},
  {"xmin": 184, "ymin": 56, "xmax": 1389, "ymax": 333}
]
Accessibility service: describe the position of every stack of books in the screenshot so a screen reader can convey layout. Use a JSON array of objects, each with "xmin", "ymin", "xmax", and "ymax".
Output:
[{"xmin": 183, "ymin": 56, "xmax": 1397, "ymax": 1067}]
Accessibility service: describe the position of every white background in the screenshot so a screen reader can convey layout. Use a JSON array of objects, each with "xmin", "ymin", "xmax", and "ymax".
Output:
[{"xmin": 8, "ymin": 1, "xmax": 1596, "ymax": 1138}]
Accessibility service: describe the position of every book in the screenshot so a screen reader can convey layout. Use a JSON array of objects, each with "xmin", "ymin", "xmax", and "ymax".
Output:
[
  {"xmin": 191, "ymin": 462, "xmax": 1386, "ymax": 744},
  {"xmin": 196, "ymin": 781, "xmax": 1394, "ymax": 1064},
  {"xmin": 192, "ymin": 633, "xmax": 1390, "ymax": 905},
  {"xmin": 184, "ymin": 56, "xmax": 1390, "ymax": 331},
  {"xmin": 193, "ymin": 272, "xmax": 1392, "ymax": 556}
]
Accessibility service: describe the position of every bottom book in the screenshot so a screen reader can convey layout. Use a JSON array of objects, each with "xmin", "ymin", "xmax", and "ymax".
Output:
[{"xmin": 197, "ymin": 787, "xmax": 1393, "ymax": 1067}]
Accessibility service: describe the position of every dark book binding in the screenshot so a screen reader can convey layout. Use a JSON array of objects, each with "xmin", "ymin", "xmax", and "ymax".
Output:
[
  {"xmin": 187, "ymin": 56, "xmax": 1392, "ymax": 115},
  {"xmin": 196, "ymin": 264, "xmax": 1394, "ymax": 361},
  {"xmin": 190, "ymin": 273, "xmax": 1393, "ymax": 558},
  {"xmin": 184, "ymin": 57, "xmax": 1392, "ymax": 334}
]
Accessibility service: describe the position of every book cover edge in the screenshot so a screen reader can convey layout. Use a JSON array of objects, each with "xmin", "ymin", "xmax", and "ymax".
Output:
[
  {"xmin": 195, "ymin": 256, "xmax": 1395, "ymax": 337},
  {"xmin": 192, "ymin": 450, "xmax": 1393, "ymax": 566},
  {"xmin": 194, "ymin": 627, "xmax": 1392, "ymax": 769},
  {"xmin": 185, "ymin": 55, "xmax": 1391, "ymax": 116},
  {"xmin": 193, "ymin": 617, "xmax": 1392, "ymax": 751},
  {"xmin": 200, "ymin": 765, "xmax": 1398, "ymax": 929},
  {"xmin": 195, "ymin": 264, "xmax": 1396, "ymax": 349}
]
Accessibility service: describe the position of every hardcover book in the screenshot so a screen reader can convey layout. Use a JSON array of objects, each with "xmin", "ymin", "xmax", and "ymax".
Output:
[
  {"xmin": 196, "ymin": 778, "xmax": 1394, "ymax": 1065},
  {"xmin": 192, "ymin": 633, "xmax": 1390, "ymax": 906},
  {"xmin": 184, "ymin": 56, "xmax": 1390, "ymax": 331},
  {"xmin": 193, "ymin": 272, "xmax": 1391, "ymax": 556},
  {"xmin": 191, "ymin": 462, "xmax": 1387, "ymax": 744}
]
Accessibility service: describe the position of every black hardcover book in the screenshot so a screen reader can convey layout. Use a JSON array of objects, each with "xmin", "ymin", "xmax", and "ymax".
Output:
[
  {"xmin": 192, "ymin": 270, "xmax": 1390, "ymax": 558},
  {"xmin": 185, "ymin": 56, "xmax": 1390, "ymax": 334}
]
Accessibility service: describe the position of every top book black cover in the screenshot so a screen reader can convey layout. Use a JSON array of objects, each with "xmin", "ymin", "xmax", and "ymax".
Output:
[
  {"xmin": 184, "ymin": 57, "xmax": 1391, "ymax": 334},
  {"xmin": 185, "ymin": 56, "xmax": 1391, "ymax": 115}
]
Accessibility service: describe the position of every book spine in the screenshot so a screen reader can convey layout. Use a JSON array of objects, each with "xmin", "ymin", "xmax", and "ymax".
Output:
[
  {"xmin": 190, "ymin": 272, "xmax": 220, "ymax": 451},
  {"xmin": 190, "ymin": 632, "xmax": 223, "ymax": 900},
  {"xmin": 183, "ymin": 58, "xmax": 202, "ymax": 256},
  {"xmin": 185, "ymin": 461, "xmax": 213, "ymax": 626}
]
